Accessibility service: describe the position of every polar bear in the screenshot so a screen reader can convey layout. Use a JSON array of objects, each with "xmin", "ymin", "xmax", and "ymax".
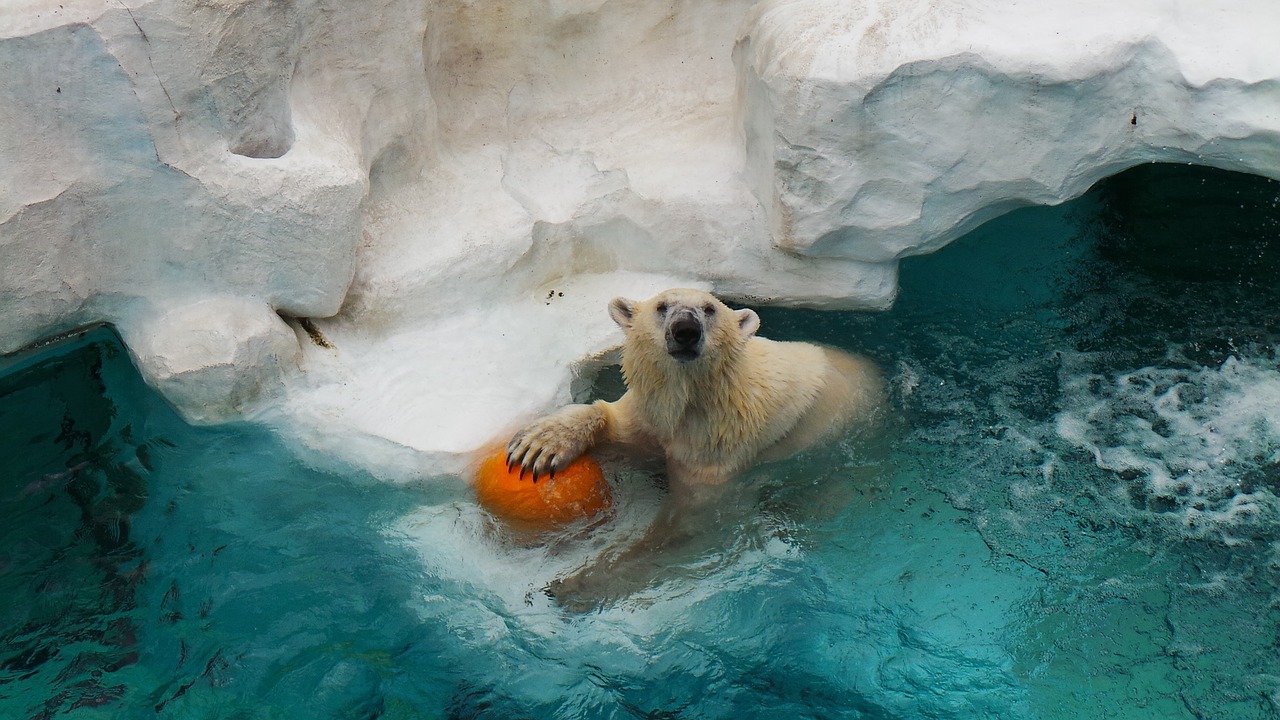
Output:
[{"xmin": 506, "ymin": 288, "xmax": 884, "ymax": 488}]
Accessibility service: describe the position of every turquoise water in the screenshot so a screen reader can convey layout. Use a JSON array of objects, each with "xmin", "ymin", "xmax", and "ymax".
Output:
[{"xmin": 3, "ymin": 164, "xmax": 1280, "ymax": 718}]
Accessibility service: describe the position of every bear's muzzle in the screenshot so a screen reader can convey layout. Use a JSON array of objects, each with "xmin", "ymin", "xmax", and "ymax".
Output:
[{"xmin": 666, "ymin": 311, "xmax": 704, "ymax": 362}]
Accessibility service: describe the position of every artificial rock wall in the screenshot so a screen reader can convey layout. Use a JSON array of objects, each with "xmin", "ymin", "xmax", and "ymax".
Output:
[{"xmin": 2, "ymin": 0, "xmax": 1277, "ymax": 475}]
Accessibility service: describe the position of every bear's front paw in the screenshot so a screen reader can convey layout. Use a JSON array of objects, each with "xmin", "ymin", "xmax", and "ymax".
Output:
[{"xmin": 505, "ymin": 406, "xmax": 598, "ymax": 481}]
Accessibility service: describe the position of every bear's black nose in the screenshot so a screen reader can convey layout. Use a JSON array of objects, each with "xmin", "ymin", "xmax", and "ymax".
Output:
[
  {"xmin": 670, "ymin": 315, "xmax": 702, "ymax": 347},
  {"xmin": 667, "ymin": 312, "xmax": 704, "ymax": 362}
]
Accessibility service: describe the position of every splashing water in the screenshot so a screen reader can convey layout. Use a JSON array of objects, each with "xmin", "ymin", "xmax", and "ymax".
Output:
[{"xmin": 1057, "ymin": 353, "xmax": 1280, "ymax": 536}]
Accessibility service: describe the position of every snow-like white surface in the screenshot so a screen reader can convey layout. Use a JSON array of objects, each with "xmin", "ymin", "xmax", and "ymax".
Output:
[
  {"xmin": 1, "ymin": 0, "xmax": 1277, "ymax": 477},
  {"xmin": 281, "ymin": 272, "xmax": 708, "ymax": 479}
]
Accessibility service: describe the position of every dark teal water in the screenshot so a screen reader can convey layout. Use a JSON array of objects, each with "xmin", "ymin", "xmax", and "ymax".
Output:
[{"xmin": 2, "ymin": 164, "xmax": 1279, "ymax": 718}]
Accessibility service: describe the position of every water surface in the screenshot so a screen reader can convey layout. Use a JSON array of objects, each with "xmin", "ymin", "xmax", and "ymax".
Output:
[{"xmin": 3, "ymin": 164, "xmax": 1280, "ymax": 718}]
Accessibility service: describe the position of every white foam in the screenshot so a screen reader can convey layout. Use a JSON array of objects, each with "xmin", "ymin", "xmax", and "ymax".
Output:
[
  {"xmin": 1056, "ymin": 351, "xmax": 1280, "ymax": 536},
  {"xmin": 383, "ymin": 463, "xmax": 806, "ymax": 690}
]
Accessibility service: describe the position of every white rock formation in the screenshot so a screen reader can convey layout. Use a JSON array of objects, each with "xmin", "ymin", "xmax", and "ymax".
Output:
[
  {"xmin": 736, "ymin": 0, "xmax": 1280, "ymax": 261},
  {"xmin": 0, "ymin": 0, "xmax": 433, "ymax": 426},
  {"xmin": 122, "ymin": 296, "xmax": 300, "ymax": 425},
  {"xmin": 1, "ymin": 0, "xmax": 1277, "ymax": 476}
]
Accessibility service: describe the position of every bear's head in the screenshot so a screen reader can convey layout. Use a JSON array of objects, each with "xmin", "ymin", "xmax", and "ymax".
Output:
[{"xmin": 608, "ymin": 288, "xmax": 760, "ymax": 364}]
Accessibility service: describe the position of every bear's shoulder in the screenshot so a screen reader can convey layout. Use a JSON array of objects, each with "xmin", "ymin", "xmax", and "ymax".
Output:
[
  {"xmin": 741, "ymin": 336, "xmax": 831, "ymax": 376},
  {"xmin": 727, "ymin": 337, "xmax": 831, "ymax": 411}
]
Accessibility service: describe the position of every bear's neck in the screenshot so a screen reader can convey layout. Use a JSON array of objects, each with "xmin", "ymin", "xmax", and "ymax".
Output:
[{"xmin": 621, "ymin": 341, "xmax": 750, "ymax": 440}]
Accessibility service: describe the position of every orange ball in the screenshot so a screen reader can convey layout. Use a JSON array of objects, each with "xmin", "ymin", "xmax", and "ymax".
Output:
[{"xmin": 474, "ymin": 448, "xmax": 612, "ymax": 529}]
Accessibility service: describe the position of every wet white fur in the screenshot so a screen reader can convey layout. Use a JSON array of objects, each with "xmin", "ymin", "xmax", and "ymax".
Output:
[{"xmin": 507, "ymin": 288, "xmax": 883, "ymax": 486}]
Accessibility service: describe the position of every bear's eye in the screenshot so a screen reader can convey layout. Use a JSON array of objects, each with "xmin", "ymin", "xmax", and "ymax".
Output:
[
  {"xmin": 703, "ymin": 304, "xmax": 716, "ymax": 316},
  {"xmin": 656, "ymin": 303, "xmax": 668, "ymax": 315}
]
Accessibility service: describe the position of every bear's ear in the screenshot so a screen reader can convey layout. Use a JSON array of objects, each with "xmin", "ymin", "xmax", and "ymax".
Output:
[
  {"xmin": 736, "ymin": 308, "xmax": 760, "ymax": 337},
  {"xmin": 608, "ymin": 297, "xmax": 637, "ymax": 329}
]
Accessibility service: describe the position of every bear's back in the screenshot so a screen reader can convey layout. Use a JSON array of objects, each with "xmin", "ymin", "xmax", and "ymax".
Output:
[{"xmin": 748, "ymin": 339, "xmax": 885, "ymax": 463}]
